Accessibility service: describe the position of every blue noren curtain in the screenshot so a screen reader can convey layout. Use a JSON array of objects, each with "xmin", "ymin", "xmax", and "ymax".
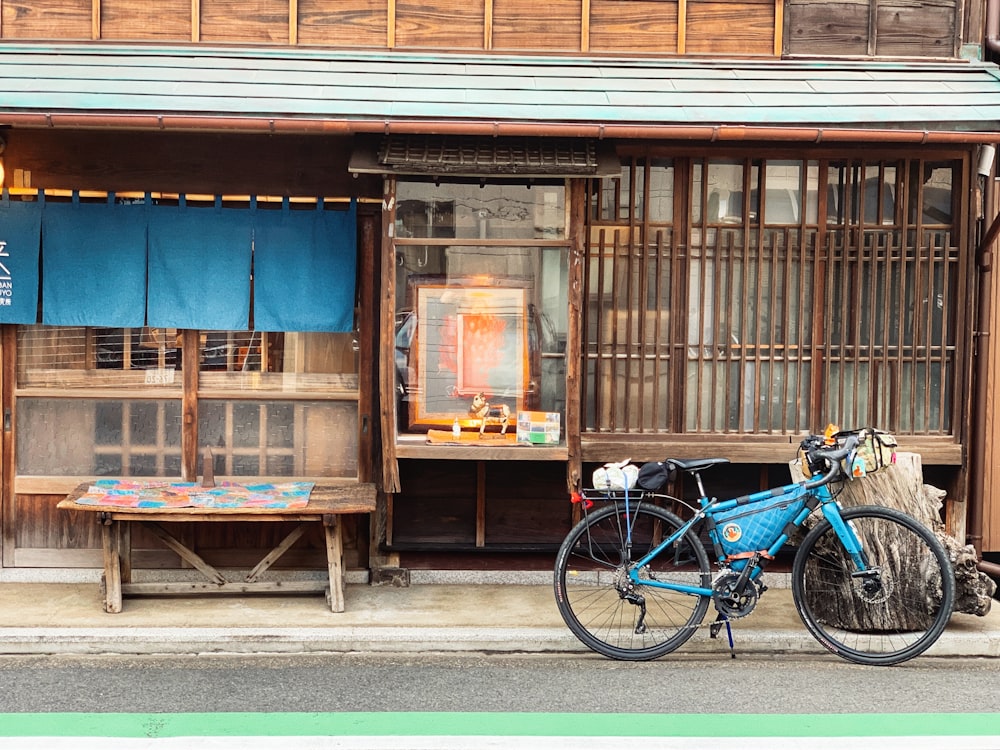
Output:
[
  {"xmin": 147, "ymin": 202, "xmax": 252, "ymax": 330},
  {"xmin": 0, "ymin": 194, "xmax": 42, "ymax": 324},
  {"xmin": 252, "ymin": 199, "xmax": 357, "ymax": 332},
  {"xmin": 41, "ymin": 199, "xmax": 147, "ymax": 327}
]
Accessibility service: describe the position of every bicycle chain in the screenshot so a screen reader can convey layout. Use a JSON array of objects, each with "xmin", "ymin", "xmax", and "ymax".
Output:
[{"xmin": 632, "ymin": 566, "xmax": 764, "ymax": 629}]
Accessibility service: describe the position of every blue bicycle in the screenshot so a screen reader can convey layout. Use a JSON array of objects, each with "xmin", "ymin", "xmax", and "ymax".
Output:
[{"xmin": 553, "ymin": 432, "xmax": 955, "ymax": 666}]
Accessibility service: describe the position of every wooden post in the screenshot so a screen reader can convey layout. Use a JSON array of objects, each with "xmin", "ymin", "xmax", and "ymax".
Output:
[
  {"xmin": 101, "ymin": 519, "xmax": 123, "ymax": 614},
  {"xmin": 324, "ymin": 515, "xmax": 345, "ymax": 612}
]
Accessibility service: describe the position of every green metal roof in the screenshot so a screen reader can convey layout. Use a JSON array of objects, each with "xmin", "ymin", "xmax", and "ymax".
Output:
[{"xmin": 3, "ymin": 43, "xmax": 1000, "ymax": 136}]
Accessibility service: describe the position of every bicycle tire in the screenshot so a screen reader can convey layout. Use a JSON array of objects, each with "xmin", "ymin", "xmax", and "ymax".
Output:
[
  {"xmin": 553, "ymin": 502, "xmax": 712, "ymax": 661},
  {"xmin": 791, "ymin": 505, "xmax": 955, "ymax": 666}
]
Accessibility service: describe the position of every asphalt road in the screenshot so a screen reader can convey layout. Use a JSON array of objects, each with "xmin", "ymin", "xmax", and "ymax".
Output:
[{"xmin": 0, "ymin": 652, "xmax": 998, "ymax": 714}]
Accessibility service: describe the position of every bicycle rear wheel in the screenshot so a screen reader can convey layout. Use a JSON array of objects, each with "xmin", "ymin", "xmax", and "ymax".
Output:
[
  {"xmin": 792, "ymin": 505, "xmax": 955, "ymax": 666},
  {"xmin": 553, "ymin": 502, "xmax": 711, "ymax": 661}
]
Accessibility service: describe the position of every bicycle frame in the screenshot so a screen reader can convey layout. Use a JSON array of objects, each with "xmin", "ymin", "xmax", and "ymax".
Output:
[{"xmin": 620, "ymin": 479, "xmax": 869, "ymax": 597}]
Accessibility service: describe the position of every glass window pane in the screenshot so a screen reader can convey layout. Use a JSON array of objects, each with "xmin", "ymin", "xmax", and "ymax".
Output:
[
  {"xmin": 198, "ymin": 331, "xmax": 358, "ymax": 394},
  {"xmin": 198, "ymin": 400, "xmax": 358, "ymax": 477},
  {"xmin": 763, "ymin": 160, "xmax": 802, "ymax": 224},
  {"xmin": 918, "ymin": 161, "xmax": 956, "ymax": 225},
  {"xmin": 395, "ymin": 181, "xmax": 566, "ymax": 240},
  {"xmin": 394, "ymin": 179, "xmax": 568, "ymax": 437},
  {"xmin": 648, "ymin": 159, "xmax": 674, "ymax": 222},
  {"xmin": 706, "ymin": 160, "xmax": 744, "ymax": 223},
  {"xmin": 17, "ymin": 326, "xmax": 183, "ymax": 390},
  {"xmin": 16, "ymin": 398, "xmax": 183, "ymax": 476},
  {"xmin": 394, "ymin": 244, "xmax": 567, "ymax": 431}
]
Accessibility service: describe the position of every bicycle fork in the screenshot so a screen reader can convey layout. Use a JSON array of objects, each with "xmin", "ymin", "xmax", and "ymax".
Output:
[{"xmin": 820, "ymin": 496, "xmax": 881, "ymax": 586}]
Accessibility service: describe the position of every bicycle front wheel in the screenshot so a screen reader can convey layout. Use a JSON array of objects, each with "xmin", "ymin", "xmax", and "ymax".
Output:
[
  {"xmin": 554, "ymin": 502, "xmax": 712, "ymax": 661},
  {"xmin": 792, "ymin": 505, "xmax": 955, "ymax": 666}
]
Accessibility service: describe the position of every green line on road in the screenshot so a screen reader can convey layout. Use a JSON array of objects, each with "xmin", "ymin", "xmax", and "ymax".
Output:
[{"xmin": 0, "ymin": 713, "xmax": 997, "ymax": 738}]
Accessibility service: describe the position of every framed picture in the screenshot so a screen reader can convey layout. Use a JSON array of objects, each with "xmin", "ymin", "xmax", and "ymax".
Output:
[{"xmin": 406, "ymin": 280, "xmax": 531, "ymax": 430}]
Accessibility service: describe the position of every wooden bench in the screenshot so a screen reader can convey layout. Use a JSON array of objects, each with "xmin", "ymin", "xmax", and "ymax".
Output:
[{"xmin": 57, "ymin": 482, "xmax": 377, "ymax": 614}]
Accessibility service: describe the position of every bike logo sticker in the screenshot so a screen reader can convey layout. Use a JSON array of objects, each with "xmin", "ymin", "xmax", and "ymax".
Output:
[{"xmin": 721, "ymin": 523, "xmax": 743, "ymax": 543}]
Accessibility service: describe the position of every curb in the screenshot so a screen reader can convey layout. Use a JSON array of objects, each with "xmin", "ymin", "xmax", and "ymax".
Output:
[{"xmin": 2, "ymin": 625, "xmax": 994, "ymax": 658}]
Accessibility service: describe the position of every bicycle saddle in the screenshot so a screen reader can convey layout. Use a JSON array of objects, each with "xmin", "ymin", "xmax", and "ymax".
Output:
[{"xmin": 666, "ymin": 457, "xmax": 730, "ymax": 473}]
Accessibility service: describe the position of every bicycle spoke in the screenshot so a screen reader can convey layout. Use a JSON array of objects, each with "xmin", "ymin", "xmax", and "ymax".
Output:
[
  {"xmin": 554, "ymin": 504, "xmax": 711, "ymax": 661},
  {"xmin": 792, "ymin": 505, "xmax": 954, "ymax": 666}
]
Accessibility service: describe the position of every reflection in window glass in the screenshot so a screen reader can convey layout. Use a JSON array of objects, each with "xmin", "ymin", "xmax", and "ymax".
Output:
[
  {"xmin": 396, "ymin": 181, "xmax": 566, "ymax": 240},
  {"xmin": 17, "ymin": 326, "xmax": 183, "ymax": 389},
  {"xmin": 197, "ymin": 331, "xmax": 358, "ymax": 393},
  {"xmin": 918, "ymin": 162, "xmax": 956, "ymax": 225},
  {"xmin": 648, "ymin": 159, "xmax": 674, "ymax": 222},
  {"xmin": 706, "ymin": 160, "xmax": 744, "ymax": 223},
  {"xmin": 827, "ymin": 162, "xmax": 899, "ymax": 226},
  {"xmin": 805, "ymin": 162, "xmax": 820, "ymax": 224},
  {"xmin": 763, "ymin": 160, "xmax": 802, "ymax": 224}
]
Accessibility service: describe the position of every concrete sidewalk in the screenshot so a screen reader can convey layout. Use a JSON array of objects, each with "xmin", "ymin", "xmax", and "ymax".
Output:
[{"xmin": 0, "ymin": 575, "xmax": 997, "ymax": 658}]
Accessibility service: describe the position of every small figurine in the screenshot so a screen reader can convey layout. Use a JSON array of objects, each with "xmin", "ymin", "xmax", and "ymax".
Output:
[{"xmin": 469, "ymin": 392, "xmax": 510, "ymax": 436}]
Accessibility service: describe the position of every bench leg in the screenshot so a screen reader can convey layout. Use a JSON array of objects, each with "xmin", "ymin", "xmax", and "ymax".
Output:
[
  {"xmin": 101, "ymin": 520, "xmax": 123, "ymax": 614},
  {"xmin": 324, "ymin": 515, "xmax": 345, "ymax": 613}
]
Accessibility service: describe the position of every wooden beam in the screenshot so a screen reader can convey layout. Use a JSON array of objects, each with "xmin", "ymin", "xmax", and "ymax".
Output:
[
  {"xmin": 484, "ymin": 0, "xmax": 493, "ymax": 50},
  {"xmin": 677, "ymin": 0, "xmax": 687, "ymax": 54},
  {"xmin": 565, "ymin": 180, "xmax": 586, "ymax": 493},
  {"xmin": 1, "ymin": 326, "xmax": 16, "ymax": 568},
  {"xmin": 192, "ymin": 0, "xmax": 200, "ymax": 42},
  {"xmin": 774, "ymin": 0, "xmax": 784, "ymax": 57},
  {"xmin": 181, "ymin": 329, "xmax": 200, "ymax": 482},
  {"xmin": 289, "ymin": 0, "xmax": 298, "ymax": 45},
  {"xmin": 92, "ymin": 0, "xmax": 100, "ymax": 39},
  {"xmin": 476, "ymin": 461, "xmax": 486, "ymax": 547},
  {"xmin": 380, "ymin": 179, "xmax": 400, "ymax": 492},
  {"xmin": 580, "ymin": 0, "xmax": 590, "ymax": 53},
  {"xmin": 387, "ymin": 0, "xmax": 396, "ymax": 48}
]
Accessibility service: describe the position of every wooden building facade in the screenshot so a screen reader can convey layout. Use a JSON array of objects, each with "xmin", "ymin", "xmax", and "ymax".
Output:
[{"xmin": 2, "ymin": 0, "xmax": 1000, "ymax": 582}]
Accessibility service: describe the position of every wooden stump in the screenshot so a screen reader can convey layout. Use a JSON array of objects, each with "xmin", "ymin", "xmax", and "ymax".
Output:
[{"xmin": 792, "ymin": 452, "xmax": 995, "ymax": 628}]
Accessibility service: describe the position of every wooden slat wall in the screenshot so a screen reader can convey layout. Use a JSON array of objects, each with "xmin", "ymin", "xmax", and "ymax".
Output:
[
  {"xmin": 298, "ymin": 0, "xmax": 387, "ymax": 48},
  {"xmin": 492, "ymin": 0, "xmax": 580, "ymax": 51},
  {"xmin": 588, "ymin": 0, "xmax": 678, "ymax": 54},
  {"xmin": 200, "ymin": 0, "xmax": 288, "ymax": 43},
  {"xmin": 102, "ymin": 0, "xmax": 190, "ymax": 39},
  {"xmin": 2, "ymin": 0, "xmax": 92, "ymax": 39},
  {"xmin": 784, "ymin": 0, "xmax": 959, "ymax": 57},
  {"xmin": 395, "ymin": 0, "xmax": 485, "ymax": 50},
  {"xmin": 13, "ymin": 0, "xmax": 965, "ymax": 57},
  {"xmin": 685, "ymin": 0, "xmax": 776, "ymax": 55},
  {"xmin": 1, "ymin": 0, "xmax": 963, "ymax": 58}
]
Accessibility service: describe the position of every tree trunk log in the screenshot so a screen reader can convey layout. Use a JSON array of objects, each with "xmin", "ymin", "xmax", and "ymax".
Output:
[{"xmin": 792, "ymin": 452, "xmax": 995, "ymax": 627}]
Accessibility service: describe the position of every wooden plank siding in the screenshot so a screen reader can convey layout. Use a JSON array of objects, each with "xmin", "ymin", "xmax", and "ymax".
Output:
[
  {"xmin": 200, "ymin": 0, "xmax": 288, "ymax": 44},
  {"xmin": 588, "ymin": 0, "xmax": 678, "ymax": 54},
  {"xmin": 491, "ymin": 0, "xmax": 581, "ymax": 52},
  {"xmin": 783, "ymin": 0, "xmax": 959, "ymax": 57},
  {"xmin": 395, "ymin": 0, "xmax": 485, "ymax": 50},
  {"xmin": 298, "ymin": 0, "xmax": 387, "ymax": 49},
  {"xmin": 101, "ymin": 0, "xmax": 191, "ymax": 40},
  {"xmin": 1, "ymin": 0, "xmax": 965, "ymax": 59},
  {"xmin": 685, "ymin": 0, "xmax": 776, "ymax": 56},
  {"xmin": 1, "ymin": 0, "xmax": 92, "ymax": 39}
]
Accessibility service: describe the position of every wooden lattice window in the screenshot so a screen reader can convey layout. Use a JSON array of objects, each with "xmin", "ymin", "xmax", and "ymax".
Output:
[{"xmin": 584, "ymin": 153, "xmax": 966, "ymax": 437}]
